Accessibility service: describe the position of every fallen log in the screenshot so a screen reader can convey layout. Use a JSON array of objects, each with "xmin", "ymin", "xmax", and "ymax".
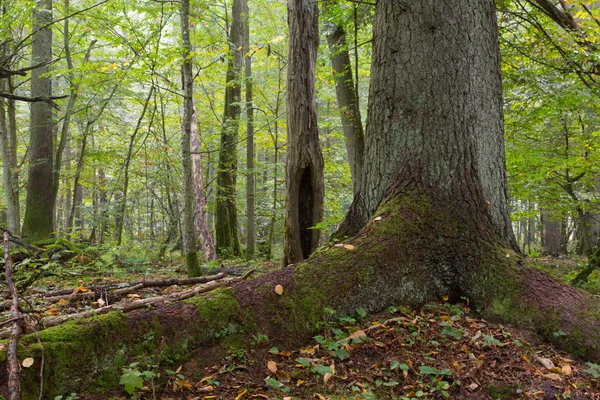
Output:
[{"xmin": 41, "ymin": 272, "xmax": 227, "ymax": 298}]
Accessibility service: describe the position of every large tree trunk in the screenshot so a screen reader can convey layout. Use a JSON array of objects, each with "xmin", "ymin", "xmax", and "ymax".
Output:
[
  {"xmin": 180, "ymin": 0, "xmax": 201, "ymax": 276},
  {"xmin": 215, "ymin": 0, "xmax": 244, "ymax": 257},
  {"xmin": 324, "ymin": 7, "xmax": 365, "ymax": 195},
  {"xmin": 282, "ymin": 0, "xmax": 324, "ymax": 266},
  {"xmin": 22, "ymin": 0, "xmax": 54, "ymax": 242}
]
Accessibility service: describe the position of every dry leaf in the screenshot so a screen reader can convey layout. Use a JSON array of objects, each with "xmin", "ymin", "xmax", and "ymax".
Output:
[
  {"xmin": 267, "ymin": 360, "xmax": 278, "ymax": 373},
  {"xmin": 323, "ymin": 363, "xmax": 336, "ymax": 383},
  {"xmin": 276, "ymin": 370, "xmax": 291, "ymax": 383},
  {"xmin": 348, "ymin": 329, "xmax": 367, "ymax": 341},
  {"xmin": 562, "ymin": 364, "xmax": 572, "ymax": 375},
  {"xmin": 274, "ymin": 285, "xmax": 284, "ymax": 295},
  {"xmin": 344, "ymin": 244, "xmax": 355, "ymax": 250},
  {"xmin": 535, "ymin": 356, "xmax": 555, "ymax": 370},
  {"xmin": 467, "ymin": 383, "xmax": 479, "ymax": 391},
  {"xmin": 97, "ymin": 298, "xmax": 106, "ymax": 307},
  {"xmin": 300, "ymin": 346, "xmax": 316, "ymax": 355},
  {"xmin": 334, "ymin": 244, "xmax": 344, "ymax": 248},
  {"xmin": 314, "ymin": 393, "xmax": 327, "ymax": 400},
  {"xmin": 543, "ymin": 373, "xmax": 562, "ymax": 381},
  {"xmin": 22, "ymin": 357, "xmax": 34, "ymax": 368},
  {"xmin": 0, "ymin": 344, "xmax": 5, "ymax": 351},
  {"xmin": 74, "ymin": 285, "xmax": 89, "ymax": 293},
  {"xmin": 297, "ymin": 379, "xmax": 304, "ymax": 386},
  {"xmin": 175, "ymin": 365, "xmax": 182, "ymax": 373},
  {"xmin": 373, "ymin": 216, "xmax": 382, "ymax": 221}
]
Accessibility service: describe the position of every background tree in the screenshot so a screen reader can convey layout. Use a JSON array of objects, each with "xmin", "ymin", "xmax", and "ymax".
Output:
[
  {"xmin": 282, "ymin": 0, "xmax": 324, "ymax": 266},
  {"xmin": 22, "ymin": 0, "xmax": 54, "ymax": 242}
]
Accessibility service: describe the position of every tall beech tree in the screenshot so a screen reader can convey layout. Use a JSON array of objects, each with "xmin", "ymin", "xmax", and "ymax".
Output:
[
  {"xmin": 180, "ymin": 0, "xmax": 202, "ymax": 276},
  {"xmin": 22, "ymin": 0, "xmax": 54, "ymax": 242},
  {"xmin": 215, "ymin": 0, "xmax": 244, "ymax": 256},
  {"xmin": 282, "ymin": 0, "xmax": 324, "ymax": 266}
]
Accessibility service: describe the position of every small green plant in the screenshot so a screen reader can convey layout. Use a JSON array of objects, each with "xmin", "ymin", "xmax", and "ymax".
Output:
[
  {"xmin": 583, "ymin": 362, "xmax": 600, "ymax": 378},
  {"xmin": 120, "ymin": 363, "xmax": 156, "ymax": 395},
  {"xmin": 251, "ymin": 332, "xmax": 269, "ymax": 346}
]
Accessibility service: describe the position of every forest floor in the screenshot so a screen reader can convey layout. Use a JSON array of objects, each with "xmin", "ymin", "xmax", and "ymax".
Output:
[{"xmin": 3, "ymin": 248, "xmax": 600, "ymax": 399}]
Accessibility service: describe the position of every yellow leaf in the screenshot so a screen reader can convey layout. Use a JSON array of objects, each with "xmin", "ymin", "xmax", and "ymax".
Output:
[
  {"xmin": 314, "ymin": 393, "xmax": 327, "ymax": 400},
  {"xmin": 301, "ymin": 346, "xmax": 316, "ymax": 355},
  {"xmin": 75, "ymin": 285, "xmax": 89, "ymax": 293},
  {"xmin": 22, "ymin": 357, "xmax": 34, "ymax": 368},
  {"xmin": 296, "ymin": 379, "xmax": 304, "ymax": 386},
  {"xmin": 442, "ymin": 295, "xmax": 449, "ymax": 301},
  {"xmin": 235, "ymin": 388, "xmax": 248, "ymax": 400},
  {"xmin": 268, "ymin": 360, "xmax": 278, "ymax": 373},
  {"xmin": 274, "ymin": 285, "xmax": 284, "ymax": 295},
  {"xmin": 440, "ymin": 315, "xmax": 450, "ymax": 321},
  {"xmin": 175, "ymin": 365, "xmax": 182, "ymax": 373},
  {"xmin": 562, "ymin": 364, "xmax": 572, "ymax": 375},
  {"xmin": 200, "ymin": 375, "xmax": 214, "ymax": 383},
  {"xmin": 344, "ymin": 244, "xmax": 355, "ymax": 250}
]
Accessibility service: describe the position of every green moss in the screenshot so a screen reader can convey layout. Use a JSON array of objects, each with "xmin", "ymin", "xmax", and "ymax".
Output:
[{"xmin": 185, "ymin": 251, "xmax": 201, "ymax": 277}]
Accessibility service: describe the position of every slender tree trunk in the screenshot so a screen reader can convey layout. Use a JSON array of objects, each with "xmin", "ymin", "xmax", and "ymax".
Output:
[
  {"xmin": 67, "ymin": 128, "xmax": 89, "ymax": 231},
  {"xmin": 191, "ymin": 103, "xmax": 216, "ymax": 261},
  {"xmin": 215, "ymin": 0, "xmax": 244, "ymax": 257},
  {"xmin": 324, "ymin": 7, "xmax": 365, "ymax": 194},
  {"xmin": 5, "ymin": 79, "xmax": 19, "ymax": 235},
  {"xmin": 576, "ymin": 207, "xmax": 594, "ymax": 256},
  {"xmin": 0, "ymin": 78, "xmax": 19, "ymax": 234},
  {"xmin": 115, "ymin": 88, "xmax": 154, "ymax": 246},
  {"xmin": 180, "ymin": 0, "xmax": 201, "ymax": 276},
  {"xmin": 244, "ymin": 0, "xmax": 255, "ymax": 259},
  {"xmin": 22, "ymin": 0, "xmax": 54, "ymax": 242}
]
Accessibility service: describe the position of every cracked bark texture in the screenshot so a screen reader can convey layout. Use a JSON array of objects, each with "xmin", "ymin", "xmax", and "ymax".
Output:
[
  {"xmin": 339, "ymin": 0, "xmax": 515, "ymax": 248},
  {"xmin": 282, "ymin": 0, "xmax": 324, "ymax": 266}
]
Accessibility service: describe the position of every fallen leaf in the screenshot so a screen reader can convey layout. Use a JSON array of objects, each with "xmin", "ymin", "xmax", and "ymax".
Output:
[
  {"xmin": 276, "ymin": 370, "xmax": 291, "ymax": 383},
  {"xmin": 535, "ymin": 356, "xmax": 555, "ymax": 370},
  {"xmin": 235, "ymin": 388, "xmax": 248, "ymax": 400},
  {"xmin": 323, "ymin": 363, "xmax": 336, "ymax": 383},
  {"xmin": 562, "ymin": 364, "xmax": 572, "ymax": 375},
  {"xmin": 348, "ymin": 329, "xmax": 367, "ymax": 341},
  {"xmin": 74, "ymin": 285, "xmax": 89, "ymax": 293},
  {"xmin": 297, "ymin": 379, "xmax": 304, "ymax": 386},
  {"xmin": 301, "ymin": 346, "xmax": 316, "ymax": 355},
  {"xmin": 22, "ymin": 358, "xmax": 34, "ymax": 368},
  {"xmin": 199, "ymin": 375, "xmax": 214, "ymax": 383},
  {"xmin": 97, "ymin": 298, "xmax": 106, "ymax": 307},
  {"xmin": 373, "ymin": 216, "xmax": 382, "ymax": 221},
  {"xmin": 0, "ymin": 344, "xmax": 5, "ymax": 351},
  {"xmin": 314, "ymin": 393, "xmax": 327, "ymax": 400},
  {"xmin": 175, "ymin": 365, "xmax": 182, "ymax": 373},
  {"xmin": 267, "ymin": 360, "xmax": 278, "ymax": 373},
  {"xmin": 543, "ymin": 373, "xmax": 562, "ymax": 381},
  {"xmin": 344, "ymin": 244, "xmax": 355, "ymax": 250},
  {"xmin": 334, "ymin": 244, "xmax": 344, "ymax": 248},
  {"xmin": 274, "ymin": 285, "xmax": 284, "ymax": 295},
  {"xmin": 467, "ymin": 383, "xmax": 479, "ymax": 391}
]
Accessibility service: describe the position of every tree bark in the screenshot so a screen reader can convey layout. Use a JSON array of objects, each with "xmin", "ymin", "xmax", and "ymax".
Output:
[
  {"xmin": 543, "ymin": 210, "xmax": 563, "ymax": 256},
  {"xmin": 215, "ymin": 0, "xmax": 244, "ymax": 257},
  {"xmin": 323, "ymin": 7, "xmax": 365, "ymax": 195},
  {"xmin": 0, "ymin": 78, "xmax": 19, "ymax": 235},
  {"xmin": 180, "ymin": 0, "xmax": 201, "ymax": 276},
  {"xmin": 22, "ymin": 0, "xmax": 54, "ymax": 242},
  {"xmin": 191, "ymin": 103, "xmax": 216, "ymax": 261},
  {"xmin": 244, "ymin": 0, "xmax": 255, "ymax": 259},
  {"xmin": 282, "ymin": 0, "xmax": 325, "ymax": 266}
]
